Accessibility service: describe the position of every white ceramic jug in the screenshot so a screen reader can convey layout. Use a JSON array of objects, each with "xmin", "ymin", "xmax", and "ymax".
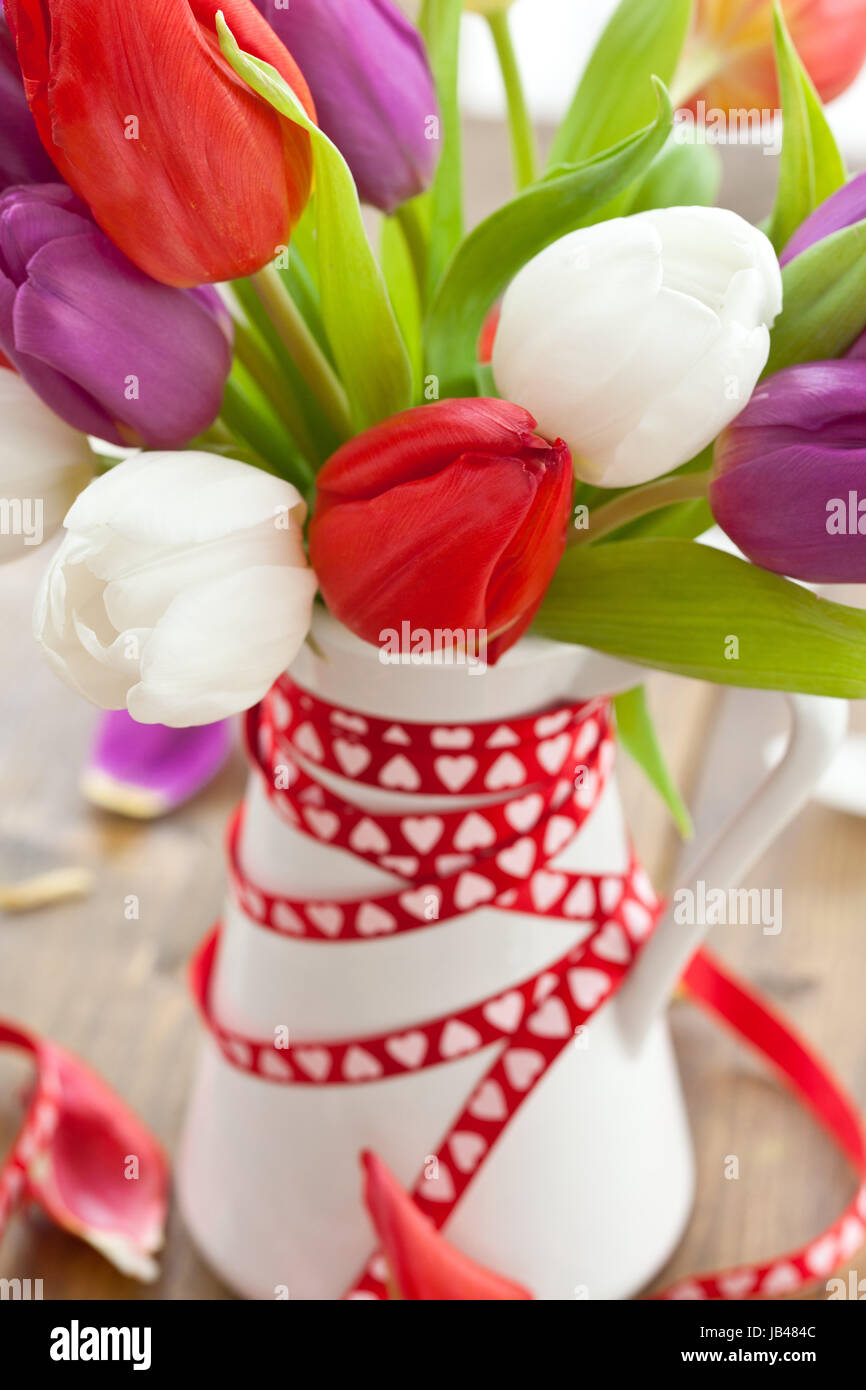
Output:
[{"xmin": 178, "ymin": 612, "xmax": 847, "ymax": 1300}]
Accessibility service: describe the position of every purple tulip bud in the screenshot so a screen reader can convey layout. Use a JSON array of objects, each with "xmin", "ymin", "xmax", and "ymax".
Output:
[
  {"xmin": 710, "ymin": 359, "xmax": 866, "ymax": 582},
  {"xmin": 254, "ymin": 0, "xmax": 439, "ymax": 213},
  {"xmin": 0, "ymin": 12, "xmax": 57, "ymax": 190},
  {"xmin": 0, "ymin": 183, "xmax": 233, "ymax": 448}
]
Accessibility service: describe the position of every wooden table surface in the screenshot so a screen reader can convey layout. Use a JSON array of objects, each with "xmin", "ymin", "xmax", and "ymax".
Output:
[{"xmin": 2, "ymin": 127, "xmax": 864, "ymax": 1302}]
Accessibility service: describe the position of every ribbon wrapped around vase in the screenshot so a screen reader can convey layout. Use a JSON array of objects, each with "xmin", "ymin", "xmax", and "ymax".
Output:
[{"xmin": 189, "ymin": 674, "xmax": 866, "ymax": 1300}]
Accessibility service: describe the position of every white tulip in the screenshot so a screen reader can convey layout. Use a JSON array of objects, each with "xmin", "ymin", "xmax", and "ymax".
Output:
[
  {"xmin": 34, "ymin": 451, "xmax": 318, "ymax": 727},
  {"xmin": 0, "ymin": 370, "xmax": 93, "ymax": 565},
  {"xmin": 492, "ymin": 206, "xmax": 783, "ymax": 488}
]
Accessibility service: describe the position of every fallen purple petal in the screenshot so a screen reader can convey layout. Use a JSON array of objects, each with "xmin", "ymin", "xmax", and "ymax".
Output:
[{"xmin": 82, "ymin": 711, "xmax": 234, "ymax": 818}]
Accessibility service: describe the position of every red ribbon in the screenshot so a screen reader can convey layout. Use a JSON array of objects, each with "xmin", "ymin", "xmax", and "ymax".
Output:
[{"xmin": 191, "ymin": 674, "xmax": 866, "ymax": 1300}]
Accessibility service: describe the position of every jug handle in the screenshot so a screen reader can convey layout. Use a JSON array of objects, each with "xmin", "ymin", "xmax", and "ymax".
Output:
[{"xmin": 619, "ymin": 691, "xmax": 849, "ymax": 1047}]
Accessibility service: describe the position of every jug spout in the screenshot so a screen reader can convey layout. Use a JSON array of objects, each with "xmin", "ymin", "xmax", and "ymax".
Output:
[{"xmin": 618, "ymin": 691, "xmax": 848, "ymax": 1046}]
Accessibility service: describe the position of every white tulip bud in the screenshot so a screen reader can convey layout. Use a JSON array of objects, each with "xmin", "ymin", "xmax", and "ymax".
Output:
[
  {"xmin": 0, "ymin": 370, "xmax": 92, "ymax": 564},
  {"xmin": 492, "ymin": 206, "xmax": 783, "ymax": 488},
  {"xmin": 34, "ymin": 451, "xmax": 318, "ymax": 727}
]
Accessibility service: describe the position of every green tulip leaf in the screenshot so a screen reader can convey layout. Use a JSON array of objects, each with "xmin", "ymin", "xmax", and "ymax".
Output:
[
  {"xmin": 580, "ymin": 123, "xmax": 722, "ymax": 230},
  {"xmin": 614, "ymin": 686, "xmax": 693, "ymax": 838},
  {"xmin": 425, "ymin": 80, "xmax": 673, "ymax": 399},
  {"xmin": 767, "ymin": 0, "xmax": 846, "ymax": 253},
  {"xmin": 548, "ymin": 0, "xmax": 691, "ymax": 168},
  {"xmin": 765, "ymin": 218, "xmax": 866, "ymax": 374},
  {"xmin": 220, "ymin": 365, "xmax": 309, "ymax": 488},
  {"xmin": 419, "ymin": 0, "xmax": 464, "ymax": 295},
  {"xmin": 799, "ymin": 72, "xmax": 847, "ymax": 209},
  {"xmin": 217, "ymin": 15, "xmax": 412, "ymax": 432},
  {"xmin": 290, "ymin": 204, "xmax": 320, "ymax": 291},
  {"xmin": 381, "ymin": 215, "xmax": 424, "ymax": 401},
  {"xmin": 537, "ymin": 539, "xmax": 866, "ymax": 697},
  {"xmin": 626, "ymin": 135, "xmax": 722, "ymax": 215}
]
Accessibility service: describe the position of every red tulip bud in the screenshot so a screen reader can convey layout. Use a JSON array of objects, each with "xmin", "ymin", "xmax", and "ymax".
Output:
[
  {"xmin": 4, "ymin": 0, "xmax": 315, "ymax": 287},
  {"xmin": 309, "ymin": 398, "xmax": 573, "ymax": 665}
]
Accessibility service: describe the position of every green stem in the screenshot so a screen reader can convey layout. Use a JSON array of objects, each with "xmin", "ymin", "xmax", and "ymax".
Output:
[
  {"xmin": 395, "ymin": 199, "xmax": 431, "ymax": 308},
  {"xmin": 570, "ymin": 471, "xmax": 711, "ymax": 547},
  {"xmin": 220, "ymin": 371, "xmax": 308, "ymax": 486},
  {"xmin": 250, "ymin": 264, "xmax": 353, "ymax": 441},
  {"xmin": 197, "ymin": 417, "xmax": 235, "ymax": 447},
  {"xmin": 487, "ymin": 10, "xmax": 538, "ymax": 190},
  {"xmin": 204, "ymin": 420, "xmax": 279, "ymax": 480},
  {"xmin": 188, "ymin": 415, "xmax": 275, "ymax": 476},
  {"xmin": 231, "ymin": 316, "xmax": 316, "ymax": 485},
  {"xmin": 233, "ymin": 278, "xmax": 340, "ymax": 467}
]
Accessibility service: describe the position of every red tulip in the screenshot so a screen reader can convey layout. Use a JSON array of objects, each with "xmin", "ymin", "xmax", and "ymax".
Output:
[
  {"xmin": 0, "ymin": 1019, "xmax": 169, "ymax": 1280},
  {"xmin": 4, "ymin": 0, "xmax": 315, "ymax": 287},
  {"xmin": 309, "ymin": 399, "xmax": 574, "ymax": 665},
  {"xmin": 361, "ymin": 1152, "xmax": 532, "ymax": 1300},
  {"xmin": 682, "ymin": 0, "xmax": 866, "ymax": 112},
  {"xmin": 478, "ymin": 303, "xmax": 501, "ymax": 366}
]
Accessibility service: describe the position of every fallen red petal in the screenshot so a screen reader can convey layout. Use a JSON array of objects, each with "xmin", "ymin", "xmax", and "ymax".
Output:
[{"xmin": 361, "ymin": 1150, "xmax": 532, "ymax": 1300}]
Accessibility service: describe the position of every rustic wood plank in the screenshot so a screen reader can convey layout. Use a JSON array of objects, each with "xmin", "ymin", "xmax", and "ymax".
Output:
[{"xmin": 0, "ymin": 548, "xmax": 242, "ymax": 1300}]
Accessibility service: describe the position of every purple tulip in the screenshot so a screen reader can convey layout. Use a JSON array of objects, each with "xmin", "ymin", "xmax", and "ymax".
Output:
[
  {"xmin": 710, "ymin": 359, "xmax": 866, "ymax": 582},
  {"xmin": 0, "ymin": 183, "xmax": 234, "ymax": 448},
  {"xmin": 82, "ymin": 712, "xmax": 234, "ymax": 818},
  {"xmin": 0, "ymin": 11, "xmax": 57, "ymax": 190},
  {"xmin": 254, "ymin": 0, "xmax": 439, "ymax": 213},
  {"xmin": 780, "ymin": 171, "xmax": 866, "ymax": 267},
  {"xmin": 781, "ymin": 171, "xmax": 866, "ymax": 357}
]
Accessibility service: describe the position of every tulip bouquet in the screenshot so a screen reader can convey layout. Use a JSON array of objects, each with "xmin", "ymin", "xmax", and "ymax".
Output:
[
  {"xmin": 4, "ymin": 0, "xmax": 866, "ymax": 1305},
  {"xmin": 4, "ymin": 0, "xmax": 866, "ymax": 810}
]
